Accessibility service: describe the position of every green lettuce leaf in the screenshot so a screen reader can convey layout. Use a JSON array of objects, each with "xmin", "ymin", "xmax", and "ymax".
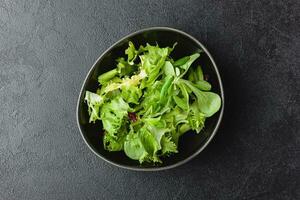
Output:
[
  {"xmin": 161, "ymin": 106, "xmax": 188, "ymax": 144},
  {"xmin": 173, "ymin": 56, "xmax": 190, "ymax": 67},
  {"xmin": 116, "ymin": 57, "xmax": 137, "ymax": 77},
  {"xmin": 100, "ymin": 96, "xmax": 129, "ymax": 135},
  {"xmin": 176, "ymin": 53, "xmax": 200, "ymax": 78},
  {"xmin": 124, "ymin": 127, "xmax": 161, "ymax": 163},
  {"xmin": 124, "ymin": 117, "xmax": 175, "ymax": 163},
  {"xmin": 163, "ymin": 61, "xmax": 175, "ymax": 76},
  {"xmin": 187, "ymin": 103, "xmax": 206, "ymax": 133},
  {"xmin": 188, "ymin": 65, "xmax": 204, "ymax": 82},
  {"xmin": 159, "ymin": 75, "xmax": 174, "ymax": 104},
  {"xmin": 181, "ymin": 79, "xmax": 221, "ymax": 117},
  {"xmin": 138, "ymin": 127, "xmax": 161, "ymax": 163},
  {"xmin": 98, "ymin": 69, "xmax": 118, "ymax": 85},
  {"xmin": 194, "ymin": 80, "xmax": 212, "ymax": 91},
  {"xmin": 187, "ymin": 65, "xmax": 211, "ymax": 91},
  {"xmin": 121, "ymin": 84, "xmax": 142, "ymax": 104},
  {"xmin": 124, "ymin": 131, "xmax": 148, "ymax": 162},
  {"xmin": 143, "ymin": 117, "xmax": 169, "ymax": 150},
  {"xmin": 173, "ymin": 82, "xmax": 189, "ymax": 111},
  {"xmin": 140, "ymin": 44, "xmax": 171, "ymax": 85},
  {"xmin": 102, "ymin": 69, "xmax": 147, "ymax": 94},
  {"xmin": 138, "ymin": 81, "xmax": 163, "ymax": 116},
  {"xmin": 161, "ymin": 136, "xmax": 178, "ymax": 155},
  {"xmin": 84, "ymin": 91, "xmax": 104, "ymax": 123},
  {"xmin": 103, "ymin": 130, "xmax": 125, "ymax": 151},
  {"xmin": 125, "ymin": 41, "xmax": 138, "ymax": 64}
]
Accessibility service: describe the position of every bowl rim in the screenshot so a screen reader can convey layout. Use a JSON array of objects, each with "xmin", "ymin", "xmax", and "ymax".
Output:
[{"xmin": 76, "ymin": 26, "xmax": 224, "ymax": 171}]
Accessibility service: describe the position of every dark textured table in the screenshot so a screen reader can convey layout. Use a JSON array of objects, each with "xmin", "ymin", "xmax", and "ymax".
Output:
[{"xmin": 1, "ymin": 0, "xmax": 299, "ymax": 199}]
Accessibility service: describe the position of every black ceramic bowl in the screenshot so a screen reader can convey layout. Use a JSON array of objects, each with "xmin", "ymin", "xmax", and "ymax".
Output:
[{"xmin": 77, "ymin": 27, "xmax": 224, "ymax": 171}]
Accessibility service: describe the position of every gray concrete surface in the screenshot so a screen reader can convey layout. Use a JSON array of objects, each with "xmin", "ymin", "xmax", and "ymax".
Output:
[{"xmin": 0, "ymin": 0, "xmax": 299, "ymax": 199}]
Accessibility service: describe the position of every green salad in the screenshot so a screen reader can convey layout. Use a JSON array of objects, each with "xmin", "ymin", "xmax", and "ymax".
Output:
[{"xmin": 85, "ymin": 42, "xmax": 221, "ymax": 163}]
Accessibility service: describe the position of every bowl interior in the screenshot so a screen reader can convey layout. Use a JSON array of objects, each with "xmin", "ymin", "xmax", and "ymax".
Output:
[{"xmin": 77, "ymin": 28, "xmax": 223, "ymax": 170}]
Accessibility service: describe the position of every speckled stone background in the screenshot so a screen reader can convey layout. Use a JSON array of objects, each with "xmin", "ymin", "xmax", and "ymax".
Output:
[{"xmin": 0, "ymin": 0, "xmax": 299, "ymax": 199}]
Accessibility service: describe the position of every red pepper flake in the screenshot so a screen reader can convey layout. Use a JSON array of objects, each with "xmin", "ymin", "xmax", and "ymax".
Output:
[{"xmin": 128, "ymin": 112, "xmax": 137, "ymax": 122}]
